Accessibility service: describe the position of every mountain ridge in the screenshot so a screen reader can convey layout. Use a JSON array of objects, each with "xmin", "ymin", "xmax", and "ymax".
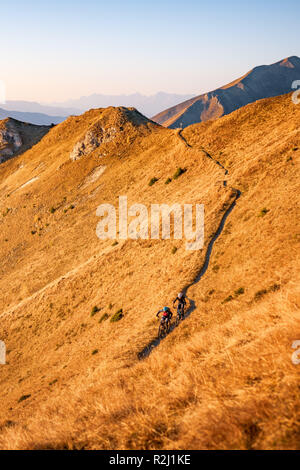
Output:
[
  {"xmin": 49, "ymin": 92, "xmax": 195, "ymax": 117},
  {"xmin": 0, "ymin": 107, "xmax": 66, "ymax": 126},
  {"xmin": 3, "ymin": 93, "xmax": 195, "ymax": 122},
  {"xmin": 152, "ymin": 56, "xmax": 300, "ymax": 128}
]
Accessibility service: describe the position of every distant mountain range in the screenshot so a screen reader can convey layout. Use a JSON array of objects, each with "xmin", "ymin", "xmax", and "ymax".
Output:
[
  {"xmin": 152, "ymin": 56, "xmax": 300, "ymax": 128},
  {"xmin": 49, "ymin": 92, "xmax": 195, "ymax": 117},
  {"xmin": 0, "ymin": 107, "xmax": 66, "ymax": 126},
  {"xmin": 2, "ymin": 101, "xmax": 79, "ymax": 117},
  {"xmin": 1, "ymin": 93, "xmax": 195, "ymax": 125},
  {"xmin": 3, "ymin": 57, "xmax": 300, "ymax": 128}
]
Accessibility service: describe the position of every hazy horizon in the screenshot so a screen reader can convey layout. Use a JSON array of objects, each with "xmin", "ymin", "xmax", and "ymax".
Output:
[{"xmin": 2, "ymin": 0, "xmax": 300, "ymax": 102}]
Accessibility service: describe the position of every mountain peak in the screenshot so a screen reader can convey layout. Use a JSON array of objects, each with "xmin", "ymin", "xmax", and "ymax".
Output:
[
  {"xmin": 279, "ymin": 57, "xmax": 296, "ymax": 68},
  {"xmin": 64, "ymin": 106, "xmax": 159, "ymax": 162},
  {"xmin": 153, "ymin": 56, "xmax": 300, "ymax": 128}
]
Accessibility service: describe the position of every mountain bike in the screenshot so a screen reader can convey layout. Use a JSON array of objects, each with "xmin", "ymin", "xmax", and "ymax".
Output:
[
  {"xmin": 158, "ymin": 316, "xmax": 171, "ymax": 338},
  {"xmin": 175, "ymin": 303, "xmax": 185, "ymax": 326}
]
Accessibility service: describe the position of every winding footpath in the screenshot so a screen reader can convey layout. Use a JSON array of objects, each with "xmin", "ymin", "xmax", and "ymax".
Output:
[{"xmin": 138, "ymin": 130, "xmax": 241, "ymax": 359}]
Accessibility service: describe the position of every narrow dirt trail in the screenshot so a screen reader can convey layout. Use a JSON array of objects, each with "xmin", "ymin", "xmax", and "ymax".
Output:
[
  {"xmin": 138, "ymin": 130, "xmax": 241, "ymax": 359},
  {"xmin": 177, "ymin": 129, "xmax": 228, "ymax": 171}
]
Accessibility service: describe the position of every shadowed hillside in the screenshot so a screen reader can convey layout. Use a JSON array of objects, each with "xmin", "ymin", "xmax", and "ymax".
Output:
[
  {"xmin": 153, "ymin": 56, "xmax": 300, "ymax": 128},
  {"xmin": 0, "ymin": 95, "xmax": 299, "ymax": 450},
  {"xmin": 0, "ymin": 118, "xmax": 51, "ymax": 164}
]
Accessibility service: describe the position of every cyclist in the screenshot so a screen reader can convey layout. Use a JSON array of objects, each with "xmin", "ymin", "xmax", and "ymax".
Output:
[
  {"xmin": 156, "ymin": 306, "xmax": 173, "ymax": 329},
  {"xmin": 173, "ymin": 292, "xmax": 187, "ymax": 320}
]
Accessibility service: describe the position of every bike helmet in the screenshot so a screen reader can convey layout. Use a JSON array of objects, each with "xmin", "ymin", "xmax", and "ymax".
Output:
[
  {"xmin": 163, "ymin": 306, "xmax": 169, "ymax": 312},
  {"xmin": 178, "ymin": 292, "xmax": 184, "ymax": 299}
]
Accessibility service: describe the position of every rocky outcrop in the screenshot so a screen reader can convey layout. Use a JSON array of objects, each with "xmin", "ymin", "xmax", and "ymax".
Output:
[
  {"xmin": 68, "ymin": 106, "xmax": 160, "ymax": 161},
  {"xmin": 0, "ymin": 123, "xmax": 23, "ymax": 163},
  {"xmin": 70, "ymin": 126, "xmax": 118, "ymax": 161}
]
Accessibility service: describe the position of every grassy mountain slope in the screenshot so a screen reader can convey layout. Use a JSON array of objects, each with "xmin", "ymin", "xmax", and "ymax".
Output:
[{"xmin": 0, "ymin": 95, "xmax": 299, "ymax": 450}]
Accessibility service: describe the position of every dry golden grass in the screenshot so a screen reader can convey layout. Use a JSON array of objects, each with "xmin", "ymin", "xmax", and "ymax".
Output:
[{"xmin": 0, "ymin": 96, "xmax": 299, "ymax": 449}]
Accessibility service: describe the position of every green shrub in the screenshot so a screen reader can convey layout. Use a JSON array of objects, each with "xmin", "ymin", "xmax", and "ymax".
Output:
[
  {"xmin": 99, "ymin": 313, "xmax": 109, "ymax": 323},
  {"xmin": 18, "ymin": 394, "xmax": 31, "ymax": 403},
  {"xmin": 173, "ymin": 167, "xmax": 186, "ymax": 179},
  {"xmin": 258, "ymin": 208, "xmax": 269, "ymax": 217},
  {"xmin": 91, "ymin": 306, "xmax": 100, "ymax": 317},
  {"xmin": 171, "ymin": 246, "xmax": 178, "ymax": 254},
  {"xmin": 108, "ymin": 303, "xmax": 113, "ymax": 310},
  {"xmin": 165, "ymin": 177, "xmax": 172, "ymax": 184},
  {"xmin": 254, "ymin": 289, "xmax": 267, "ymax": 300},
  {"xmin": 269, "ymin": 283, "xmax": 280, "ymax": 292},
  {"xmin": 110, "ymin": 308, "xmax": 123, "ymax": 323},
  {"xmin": 69, "ymin": 205, "xmax": 75, "ymax": 210},
  {"xmin": 3, "ymin": 208, "xmax": 10, "ymax": 217},
  {"xmin": 235, "ymin": 287, "xmax": 244, "ymax": 296},
  {"xmin": 50, "ymin": 207, "xmax": 56, "ymax": 214},
  {"xmin": 223, "ymin": 295, "xmax": 233, "ymax": 303},
  {"xmin": 92, "ymin": 349, "xmax": 99, "ymax": 355},
  {"xmin": 149, "ymin": 177, "xmax": 158, "ymax": 186},
  {"xmin": 31, "ymin": 230, "xmax": 36, "ymax": 235},
  {"xmin": 112, "ymin": 240, "xmax": 118, "ymax": 246}
]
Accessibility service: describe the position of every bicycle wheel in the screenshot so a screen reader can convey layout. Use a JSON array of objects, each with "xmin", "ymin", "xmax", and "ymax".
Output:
[{"xmin": 158, "ymin": 322, "xmax": 166, "ymax": 338}]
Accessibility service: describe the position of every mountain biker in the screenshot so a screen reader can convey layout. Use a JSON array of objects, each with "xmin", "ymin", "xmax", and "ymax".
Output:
[
  {"xmin": 156, "ymin": 306, "xmax": 173, "ymax": 327},
  {"xmin": 173, "ymin": 292, "xmax": 187, "ymax": 319}
]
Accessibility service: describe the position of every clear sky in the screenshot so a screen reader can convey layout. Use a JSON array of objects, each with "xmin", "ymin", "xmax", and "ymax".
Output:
[{"xmin": 1, "ymin": 0, "xmax": 299, "ymax": 102}]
